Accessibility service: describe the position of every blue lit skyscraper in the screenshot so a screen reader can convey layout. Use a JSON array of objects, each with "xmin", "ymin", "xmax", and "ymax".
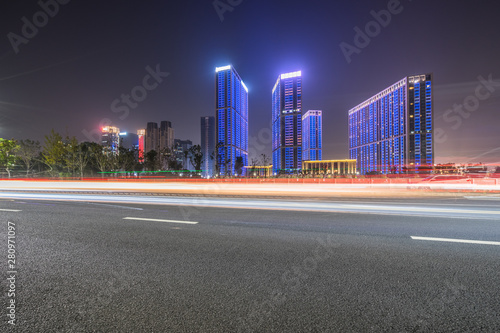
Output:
[
  {"xmin": 272, "ymin": 71, "xmax": 302, "ymax": 174},
  {"xmin": 349, "ymin": 74, "xmax": 433, "ymax": 174},
  {"xmin": 201, "ymin": 116, "xmax": 215, "ymax": 177},
  {"xmin": 215, "ymin": 65, "xmax": 248, "ymax": 176},
  {"xmin": 302, "ymin": 110, "xmax": 322, "ymax": 161}
]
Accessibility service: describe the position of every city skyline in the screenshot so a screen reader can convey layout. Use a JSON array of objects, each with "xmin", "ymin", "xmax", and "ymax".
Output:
[{"xmin": 1, "ymin": 1, "xmax": 499, "ymax": 164}]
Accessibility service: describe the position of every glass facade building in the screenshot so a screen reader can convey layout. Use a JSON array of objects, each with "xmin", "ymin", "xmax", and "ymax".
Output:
[
  {"xmin": 349, "ymin": 74, "xmax": 433, "ymax": 174},
  {"xmin": 272, "ymin": 71, "xmax": 302, "ymax": 174},
  {"xmin": 302, "ymin": 110, "xmax": 322, "ymax": 161},
  {"xmin": 201, "ymin": 116, "xmax": 215, "ymax": 177},
  {"xmin": 101, "ymin": 126, "xmax": 120, "ymax": 154},
  {"xmin": 215, "ymin": 65, "xmax": 248, "ymax": 176}
]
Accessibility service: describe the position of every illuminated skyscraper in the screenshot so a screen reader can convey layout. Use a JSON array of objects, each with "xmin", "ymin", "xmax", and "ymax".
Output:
[
  {"xmin": 101, "ymin": 126, "xmax": 120, "ymax": 154},
  {"xmin": 201, "ymin": 116, "xmax": 215, "ymax": 177},
  {"xmin": 137, "ymin": 129, "xmax": 145, "ymax": 162},
  {"xmin": 272, "ymin": 71, "xmax": 302, "ymax": 174},
  {"xmin": 302, "ymin": 110, "xmax": 322, "ymax": 161},
  {"xmin": 215, "ymin": 65, "xmax": 248, "ymax": 176},
  {"xmin": 349, "ymin": 74, "xmax": 433, "ymax": 174}
]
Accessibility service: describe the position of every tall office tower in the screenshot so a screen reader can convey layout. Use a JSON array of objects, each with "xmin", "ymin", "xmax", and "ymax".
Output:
[
  {"xmin": 159, "ymin": 121, "xmax": 175, "ymax": 151},
  {"xmin": 272, "ymin": 71, "xmax": 302, "ymax": 174},
  {"xmin": 215, "ymin": 65, "xmax": 248, "ymax": 176},
  {"xmin": 137, "ymin": 129, "xmax": 145, "ymax": 162},
  {"xmin": 201, "ymin": 116, "xmax": 215, "ymax": 177},
  {"xmin": 302, "ymin": 110, "xmax": 322, "ymax": 161},
  {"xmin": 349, "ymin": 74, "xmax": 433, "ymax": 174},
  {"xmin": 101, "ymin": 126, "xmax": 120, "ymax": 154},
  {"xmin": 145, "ymin": 122, "xmax": 159, "ymax": 153},
  {"xmin": 174, "ymin": 139, "xmax": 193, "ymax": 169}
]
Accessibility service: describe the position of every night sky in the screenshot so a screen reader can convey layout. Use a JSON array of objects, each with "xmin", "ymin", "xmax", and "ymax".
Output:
[{"xmin": 1, "ymin": 0, "xmax": 499, "ymax": 163}]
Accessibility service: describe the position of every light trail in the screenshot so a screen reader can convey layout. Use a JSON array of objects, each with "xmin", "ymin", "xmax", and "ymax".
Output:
[{"xmin": 1, "ymin": 192, "xmax": 499, "ymax": 220}]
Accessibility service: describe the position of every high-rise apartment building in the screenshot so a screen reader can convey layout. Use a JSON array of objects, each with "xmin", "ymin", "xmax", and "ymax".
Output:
[
  {"xmin": 215, "ymin": 65, "xmax": 248, "ymax": 176},
  {"xmin": 144, "ymin": 121, "xmax": 175, "ymax": 154},
  {"xmin": 302, "ymin": 110, "xmax": 322, "ymax": 161},
  {"xmin": 349, "ymin": 74, "xmax": 433, "ymax": 174},
  {"xmin": 159, "ymin": 121, "xmax": 175, "ymax": 151},
  {"xmin": 145, "ymin": 122, "xmax": 158, "ymax": 153},
  {"xmin": 101, "ymin": 126, "xmax": 120, "ymax": 154},
  {"xmin": 201, "ymin": 116, "xmax": 215, "ymax": 177},
  {"xmin": 272, "ymin": 71, "xmax": 302, "ymax": 174}
]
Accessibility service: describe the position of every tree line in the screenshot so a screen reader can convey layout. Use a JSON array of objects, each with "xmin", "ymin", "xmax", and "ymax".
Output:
[{"xmin": 0, "ymin": 130, "xmax": 205, "ymax": 178}]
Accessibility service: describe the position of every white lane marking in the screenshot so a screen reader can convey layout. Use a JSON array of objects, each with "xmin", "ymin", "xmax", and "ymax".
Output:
[
  {"xmin": 123, "ymin": 217, "xmax": 198, "ymax": 225},
  {"xmin": 411, "ymin": 236, "xmax": 500, "ymax": 246},
  {"xmin": 0, "ymin": 209, "xmax": 21, "ymax": 212}
]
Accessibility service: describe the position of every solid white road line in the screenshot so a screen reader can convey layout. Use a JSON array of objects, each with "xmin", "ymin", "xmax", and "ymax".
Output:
[
  {"xmin": 411, "ymin": 236, "xmax": 500, "ymax": 246},
  {"xmin": 0, "ymin": 209, "xmax": 21, "ymax": 212},
  {"xmin": 123, "ymin": 217, "xmax": 198, "ymax": 224}
]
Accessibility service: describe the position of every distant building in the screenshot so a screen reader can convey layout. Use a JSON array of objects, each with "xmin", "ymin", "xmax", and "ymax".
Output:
[
  {"xmin": 174, "ymin": 139, "xmax": 193, "ymax": 170},
  {"xmin": 349, "ymin": 74, "xmax": 433, "ymax": 174},
  {"xmin": 119, "ymin": 132, "xmax": 138, "ymax": 150},
  {"xmin": 145, "ymin": 122, "xmax": 159, "ymax": 153},
  {"xmin": 101, "ymin": 126, "xmax": 120, "ymax": 154},
  {"xmin": 272, "ymin": 71, "xmax": 302, "ymax": 174},
  {"xmin": 159, "ymin": 121, "xmax": 175, "ymax": 152},
  {"xmin": 215, "ymin": 65, "xmax": 248, "ymax": 176},
  {"xmin": 302, "ymin": 110, "xmax": 322, "ymax": 161},
  {"xmin": 302, "ymin": 159, "xmax": 356, "ymax": 176},
  {"xmin": 145, "ymin": 121, "xmax": 175, "ymax": 154},
  {"xmin": 201, "ymin": 116, "xmax": 215, "ymax": 177},
  {"xmin": 137, "ymin": 129, "xmax": 145, "ymax": 162}
]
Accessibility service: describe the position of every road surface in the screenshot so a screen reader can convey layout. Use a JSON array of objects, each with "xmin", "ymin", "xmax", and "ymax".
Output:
[{"xmin": 1, "ymin": 191, "xmax": 499, "ymax": 332}]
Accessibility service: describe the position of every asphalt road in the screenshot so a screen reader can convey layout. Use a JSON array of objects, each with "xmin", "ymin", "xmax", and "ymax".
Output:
[{"xmin": 1, "ymin": 193, "xmax": 499, "ymax": 332}]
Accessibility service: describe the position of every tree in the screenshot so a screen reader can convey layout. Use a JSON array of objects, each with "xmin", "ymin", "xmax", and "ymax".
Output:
[
  {"xmin": 63, "ymin": 136, "xmax": 80, "ymax": 175},
  {"xmin": 234, "ymin": 156, "xmax": 244, "ymax": 177},
  {"xmin": 0, "ymin": 139, "xmax": 19, "ymax": 178},
  {"xmin": 117, "ymin": 146, "xmax": 137, "ymax": 172},
  {"xmin": 260, "ymin": 154, "xmax": 271, "ymax": 166},
  {"xmin": 74, "ymin": 142, "xmax": 93, "ymax": 178},
  {"xmin": 16, "ymin": 139, "xmax": 40, "ymax": 176},
  {"xmin": 249, "ymin": 158, "xmax": 259, "ymax": 177},
  {"xmin": 188, "ymin": 145, "xmax": 204, "ymax": 172},
  {"xmin": 42, "ymin": 129, "xmax": 66, "ymax": 175},
  {"xmin": 212, "ymin": 141, "xmax": 230, "ymax": 177},
  {"xmin": 144, "ymin": 150, "xmax": 159, "ymax": 171},
  {"xmin": 260, "ymin": 153, "xmax": 271, "ymax": 178},
  {"xmin": 90, "ymin": 143, "xmax": 110, "ymax": 176}
]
